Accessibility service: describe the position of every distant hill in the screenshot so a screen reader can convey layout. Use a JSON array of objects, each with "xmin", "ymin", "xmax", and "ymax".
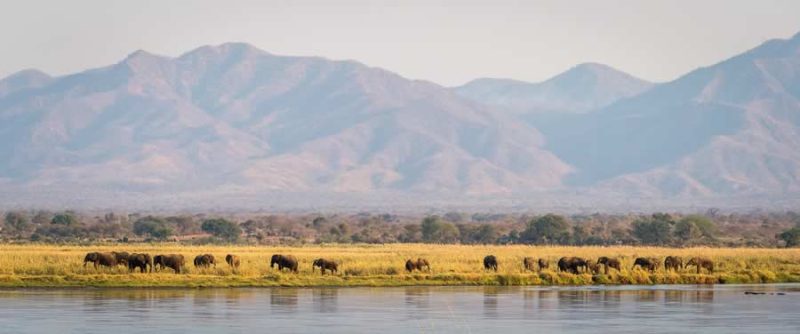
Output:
[
  {"xmin": 454, "ymin": 63, "xmax": 653, "ymax": 114},
  {"xmin": 1, "ymin": 32, "xmax": 799, "ymax": 209},
  {"xmin": 545, "ymin": 32, "xmax": 800, "ymax": 196},
  {"xmin": 0, "ymin": 43, "xmax": 570, "ymax": 198}
]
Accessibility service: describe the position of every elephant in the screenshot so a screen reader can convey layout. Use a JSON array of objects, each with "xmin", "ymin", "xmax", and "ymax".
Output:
[
  {"xmin": 523, "ymin": 257, "xmax": 536, "ymax": 271},
  {"xmin": 597, "ymin": 256, "xmax": 621, "ymax": 274},
  {"xmin": 483, "ymin": 255, "xmax": 498, "ymax": 272},
  {"xmin": 312, "ymin": 258, "xmax": 339, "ymax": 275},
  {"xmin": 225, "ymin": 254, "xmax": 241, "ymax": 269},
  {"xmin": 586, "ymin": 260, "xmax": 602, "ymax": 274},
  {"xmin": 632, "ymin": 257, "xmax": 659, "ymax": 272},
  {"xmin": 664, "ymin": 256, "xmax": 683, "ymax": 272},
  {"xmin": 558, "ymin": 257, "xmax": 588, "ymax": 274},
  {"xmin": 271, "ymin": 254, "xmax": 299, "ymax": 273},
  {"xmin": 538, "ymin": 259, "xmax": 549, "ymax": 271},
  {"xmin": 127, "ymin": 253, "xmax": 153, "ymax": 273},
  {"xmin": 111, "ymin": 251, "xmax": 130, "ymax": 266},
  {"xmin": 154, "ymin": 254, "xmax": 185, "ymax": 274},
  {"xmin": 194, "ymin": 254, "xmax": 216, "ymax": 268},
  {"xmin": 686, "ymin": 257, "xmax": 714, "ymax": 274},
  {"xmin": 83, "ymin": 252, "xmax": 117, "ymax": 269},
  {"xmin": 405, "ymin": 258, "xmax": 430, "ymax": 272}
]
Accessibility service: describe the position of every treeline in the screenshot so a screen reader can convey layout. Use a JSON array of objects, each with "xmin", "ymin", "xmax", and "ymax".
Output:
[{"xmin": 1, "ymin": 209, "xmax": 799, "ymax": 247}]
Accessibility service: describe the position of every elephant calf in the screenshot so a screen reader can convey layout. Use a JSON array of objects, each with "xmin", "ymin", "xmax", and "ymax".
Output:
[
  {"xmin": 538, "ymin": 259, "xmax": 549, "ymax": 271},
  {"xmin": 484, "ymin": 255, "xmax": 498, "ymax": 272},
  {"xmin": 665, "ymin": 256, "xmax": 683, "ymax": 272},
  {"xmin": 686, "ymin": 257, "xmax": 714, "ymax": 274},
  {"xmin": 405, "ymin": 258, "xmax": 430, "ymax": 272},
  {"xmin": 586, "ymin": 260, "xmax": 602, "ymax": 274},
  {"xmin": 226, "ymin": 254, "xmax": 241, "ymax": 269},
  {"xmin": 597, "ymin": 256, "xmax": 621, "ymax": 274},
  {"xmin": 523, "ymin": 257, "xmax": 536, "ymax": 271},
  {"xmin": 271, "ymin": 254, "xmax": 299, "ymax": 273},
  {"xmin": 632, "ymin": 257, "xmax": 659, "ymax": 272},
  {"xmin": 313, "ymin": 258, "xmax": 339, "ymax": 275},
  {"xmin": 194, "ymin": 254, "xmax": 216, "ymax": 268}
]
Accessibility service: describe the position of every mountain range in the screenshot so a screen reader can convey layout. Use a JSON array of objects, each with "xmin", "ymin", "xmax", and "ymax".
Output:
[{"xmin": 1, "ymin": 32, "xmax": 799, "ymax": 209}]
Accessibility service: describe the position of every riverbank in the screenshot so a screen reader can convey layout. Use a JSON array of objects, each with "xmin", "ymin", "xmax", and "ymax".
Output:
[{"xmin": 1, "ymin": 244, "xmax": 799, "ymax": 287}]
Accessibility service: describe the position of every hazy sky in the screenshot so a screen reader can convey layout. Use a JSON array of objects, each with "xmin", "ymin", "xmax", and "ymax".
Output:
[{"xmin": 2, "ymin": 0, "xmax": 799, "ymax": 86}]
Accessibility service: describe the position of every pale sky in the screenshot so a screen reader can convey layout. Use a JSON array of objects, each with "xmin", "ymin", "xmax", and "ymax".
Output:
[{"xmin": 1, "ymin": 0, "xmax": 799, "ymax": 86}]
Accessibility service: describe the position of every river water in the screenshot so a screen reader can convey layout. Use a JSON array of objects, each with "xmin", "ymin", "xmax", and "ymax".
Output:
[{"xmin": 0, "ymin": 284, "xmax": 797, "ymax": 333}]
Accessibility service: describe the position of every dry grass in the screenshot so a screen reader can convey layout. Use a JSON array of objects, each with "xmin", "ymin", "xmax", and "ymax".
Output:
[{"xmin": 1, "ymin": 244, "xmax": 799, "ymax": 287}]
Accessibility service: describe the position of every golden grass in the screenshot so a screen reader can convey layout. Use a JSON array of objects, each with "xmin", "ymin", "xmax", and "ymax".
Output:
[{"xmin": 1, "ymin": 244, "xmax": 799, "ymax": 287}]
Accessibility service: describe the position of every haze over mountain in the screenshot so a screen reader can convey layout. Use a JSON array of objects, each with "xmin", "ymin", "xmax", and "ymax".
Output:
[
  {"xmin": 0, "ymin": 43, "xmax": 571, "ymax": 200},
  {"xmin": 454, "ymin": 63, "xmax": 654, "ymax": 114},
  {"xmin": 1, "ymin": 33, "xmax": 799, "ymax": 210}
]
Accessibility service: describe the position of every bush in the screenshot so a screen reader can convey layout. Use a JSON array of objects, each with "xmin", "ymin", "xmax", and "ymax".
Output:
[
  {"xmin": 133, "ymin": 217, "xmax": 174, "ymax": 240},
  {"xmin": 201, "ymin": 218, "xmax": 242, "ymax": 242}
]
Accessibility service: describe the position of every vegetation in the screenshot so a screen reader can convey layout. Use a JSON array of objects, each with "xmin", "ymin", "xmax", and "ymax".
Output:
[
  {"xmin": 3, "ymin": 210, "xmax": 800, "ymax": 248},
  {"xmin": 0, "ymin": 244, "xmax": 798, "ymax": 287}
]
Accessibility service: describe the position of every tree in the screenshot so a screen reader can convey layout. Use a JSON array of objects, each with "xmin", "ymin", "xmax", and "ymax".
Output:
[
  {"xmin": 312, "ymin": 216, "xmax": 327, "ymax": 228},
  {"xmin": 674, "ymin": 215, "xmax": 717, "ymax": 244},
  {"xmin": 421, "ymin": 216, "xmax": 443, "ymax": 242},
  {"xmin": 572, "ymin": 225, "xmax": 589, "ymax": 245},
  {"xmin": 521, "ymin": 214, "xmax": 570, "ymax": 244},
  {"xmin": 684, "ymin": 215, "xmax": 717, "ymax": 238},
  {"xmin": 473, "ymin": 224, "xmax": 498, "ymax": 244},
  {"xmin": 4, "ymin": 211, "xmax": 30, "ymax": 234},
  {"xmin": 166, "ymin": 216, "xmax": 200, "ymax": 235},
  {"xmin": 674, "ymin": 219, "xmax": 702, "ymax": 242},
  {"xmin": 133, "ymin": 217, "xmax": 174, "ymax": 240},
  {"xmin": 400, "ymin": 224, "xmax": 422, "ymax": 243},
  {"xmin": 31, "ymin": 211, "xmax": 52, "ymax": 226},
  {"xmin": 632, "ymin": 214, "xmax": 673, "ymax": 245},
  {"xmin": 778, "ymin": 227, "xmax": 800, "ymax": 247},
  {"xmin": 201, "ymin": 218, "xmax": 242, "ymax": 242},
  {"xmin": 51, "ymin": 213, "xmax": 78, "ymax": 226},
  {"xmin": 442, "ymin": 212, "xmax": 465, "ymax": 223},
  {"xmin": 419, "ymin": 216, "xmax": 461, "ymax": 243},
  {"xmin": 432, "ymin": 222, "xmax": 460, "ymax": 243}
]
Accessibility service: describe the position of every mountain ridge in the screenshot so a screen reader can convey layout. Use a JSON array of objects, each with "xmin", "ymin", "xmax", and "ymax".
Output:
[
  {"xmin": 1, "ymin": 34, "xmax": 800, "ymax": 208},
  {"xmin": 454, "ymin": 62, "xmax": 654, "ymax": 114},
  {"xmin": 0, "ymin": 43, "xmax": 573, "ymax": 196}
]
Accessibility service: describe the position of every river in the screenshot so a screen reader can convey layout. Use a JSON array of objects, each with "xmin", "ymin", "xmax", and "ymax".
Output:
[{"xmin": 0, "ymin": 284, "xmax": 797, "ymax": 333}]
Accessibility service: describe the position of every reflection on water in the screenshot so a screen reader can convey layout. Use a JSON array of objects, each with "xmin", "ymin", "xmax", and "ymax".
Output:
[
  {"xmin": 0, "ymin": 285, "xmax": 798, "ymax": 334},
  {"xmin": 270, "ymin": 288, "xmax": 299, "ymax": 311},
  {"xmin": 312, "ymin": 288, "xmax": 338, "ymax": 313}
]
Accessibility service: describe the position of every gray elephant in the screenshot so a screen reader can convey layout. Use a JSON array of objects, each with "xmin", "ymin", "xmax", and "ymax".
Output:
[
  {"xmin": 83, "ymin": 252, "xmax": 117, "ymax": 269},
  {"xmin": 686, "ymin": 257, "xmax": 714, "ymax": 273},
  {"xmin": 127, "ymin": 253, "xmax": 153, "ymax": 273},
  {"xmin": 194, "ymin": 254, "xmax": 216, "ymax": 268},
  {"xmin": 226, "ymin": 254, "xmax": 241, "ymax": 269},
  {"xmin": 484, "ymin": 255, "xmax": 498, "ymax": 272},
  {"xmin": 270, "ymin": 254, "xmax": 299, "ymax": 272},
  {"xmin": 154, "ymin": 254, "xmax": 185, "ymax": 274},
  {"xmin": 313, "ymin": 258, "xmax": 339, "ymax": 275}
]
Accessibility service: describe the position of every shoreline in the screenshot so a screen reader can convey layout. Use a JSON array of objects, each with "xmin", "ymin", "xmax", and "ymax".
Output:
[
  {"xmin": 2, "ymin": 272, "xmax": 798, "ymax": 288},
  {"xmin": 2, "ymin": 244, "xmax": 799, "ymax": 288}
]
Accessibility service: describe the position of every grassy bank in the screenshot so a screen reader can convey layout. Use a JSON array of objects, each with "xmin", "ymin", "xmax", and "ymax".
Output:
[{"xmin": 1, "ymin": 244, "xmax": 799, "ymax": 287}]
